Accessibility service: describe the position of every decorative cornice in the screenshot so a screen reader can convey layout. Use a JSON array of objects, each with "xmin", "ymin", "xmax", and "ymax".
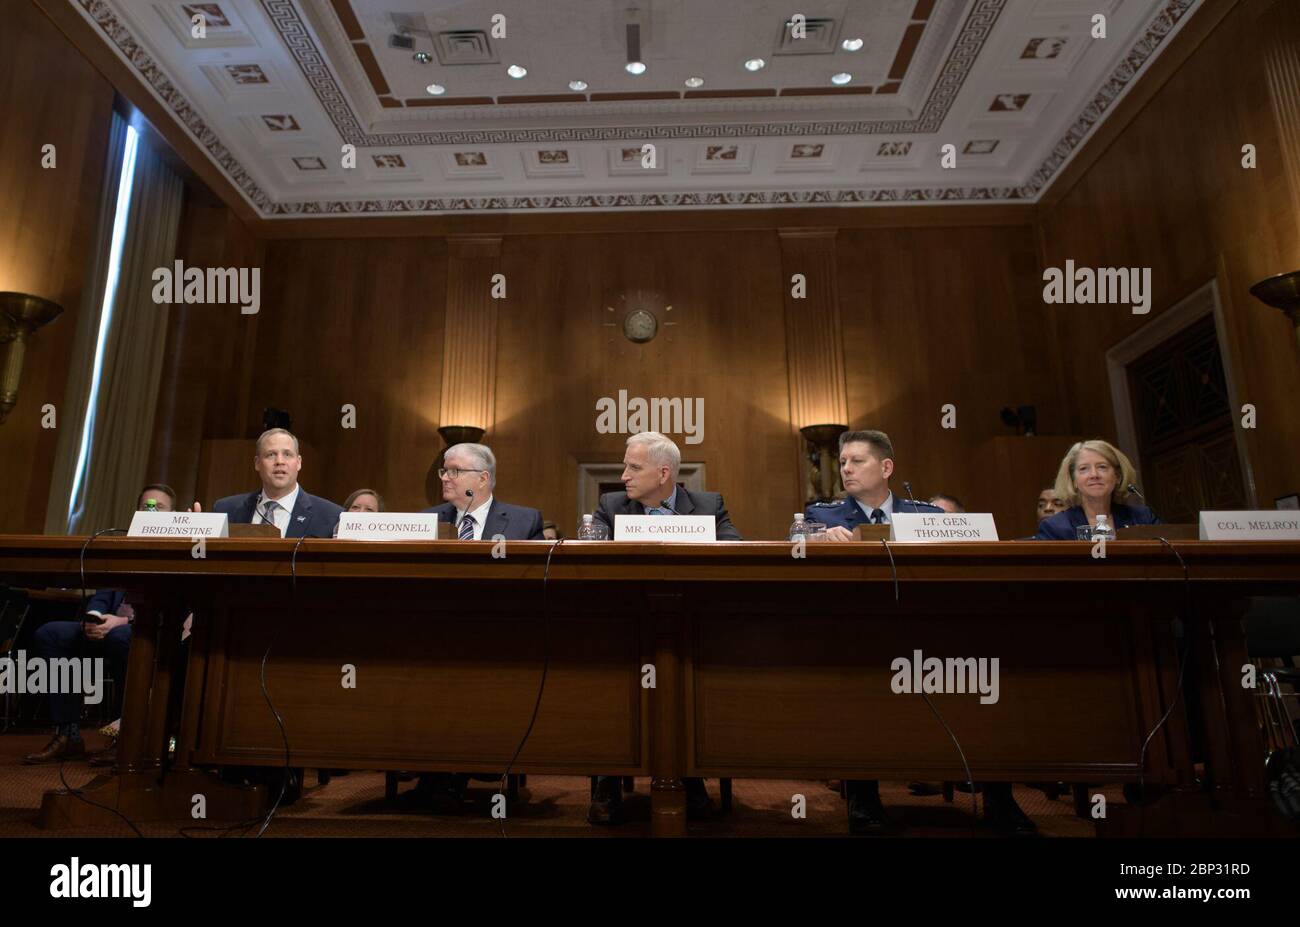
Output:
[{"xmin": 73, "ymin": 0, "xmax": 1202, "ymax": 217}]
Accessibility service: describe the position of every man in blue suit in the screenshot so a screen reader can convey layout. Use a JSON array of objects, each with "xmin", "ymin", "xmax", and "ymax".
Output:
[
  {"xmin": 23, "ymin": 484, "xmax": 177, "ymax": 765},
  {"xmin": 402, "ymin": 442, "xmax": 543, "ymax": 810},
  {"xmin": 211, "ymin": 428, "xmax": 342, "ymax": 538},
  {"xmin": 422, "ymin": 442, "xmax": 545, "ymax": 541},
  {"xmin": 804, "ymin": 430, "xmax": 1036, "ymax": 836}
]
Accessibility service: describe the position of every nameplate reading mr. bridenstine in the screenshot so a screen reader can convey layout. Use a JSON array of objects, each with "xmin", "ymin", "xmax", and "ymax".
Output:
[
  {"xmin": 614, "ymin": 515, "xmax": 717, "ymax": 543},
  {"xmin": 1198, "ymin": 511, "xmax": 1300, "ymax": 541},
  {"xmin": 336, "ymin": 512, "xmax": 441, "ymax": 541},
  {"xmin": 128, "ymin": 511, "xmax": 229, "ymax": 538},
  {"xmin": 889, "ymin": 512, "xmax": 999, "ymax": 542}
]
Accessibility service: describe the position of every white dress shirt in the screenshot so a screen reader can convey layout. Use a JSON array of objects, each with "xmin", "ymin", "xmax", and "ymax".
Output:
[
  {"xmin": 455, "ymin": 495, "xmax": 494, "ymax": 541},
  {"xmin": 255, "ymin": 484, "xmax": 300, "ymax": 537},
  {"xmin": 854, "ymin": 491, "xmax": 895, "ymax": 524}
]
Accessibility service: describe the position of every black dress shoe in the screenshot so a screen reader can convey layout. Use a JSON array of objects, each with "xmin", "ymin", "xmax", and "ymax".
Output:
[
  {"xmin": 88, "ymin": 743, "xmax": 118, "ymax": 768},
  {"xmin": 22, "ymin": 734, "xmax": 85, "ymax": 765},
  {"xmin": 847, "ymin": 791, "xmax": 890, "ymax": 835},
  {"xmin": 588, "ymin": 776, "xmax": 624, "ymax": 825},
  {"xmin": 985, "ymin": 791, "xmax": 1038, "ymax": 836},
  {"xmin": 685, "ymin": 778, "xmax": 713, "ymax": 821}
]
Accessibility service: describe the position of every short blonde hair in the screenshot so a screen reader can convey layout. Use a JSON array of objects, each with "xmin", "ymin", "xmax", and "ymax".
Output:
[
  {"xmin": 256, "ymin": 427, "xmax": 300, "ymax": 456},
  {"xmin": 1053, "ymin": 439, "xmax": 1137, "ymax": 508}
]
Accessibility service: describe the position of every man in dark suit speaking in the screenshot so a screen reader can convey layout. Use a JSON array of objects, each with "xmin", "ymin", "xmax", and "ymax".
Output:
[
  {"xmin": 588, "ymin": 431, "xmax": 740, "ymax": 825},
  {"xmin": 212, "ymin": 428, "xmax": 342, "ymax": 538},
  {"xmin": 423, "ymin": 442, "xmax": 545, "ymax": 541},
  {"xmin": 592, "ymin": 431, "xmax": 741, "ymax": 541}
]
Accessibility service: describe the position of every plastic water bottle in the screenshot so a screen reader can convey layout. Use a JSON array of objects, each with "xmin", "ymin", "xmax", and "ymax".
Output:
[
  {"xmin": 789, "ymin": 513, "xmax": 806, "ymax": 541},
  {"xmin": 577, "ymin": 514, "xmax": 602, "ymax": 540},
  {"xmin": 1093, "ymin": 514, "xmax": 1115, "ymax": 541}
]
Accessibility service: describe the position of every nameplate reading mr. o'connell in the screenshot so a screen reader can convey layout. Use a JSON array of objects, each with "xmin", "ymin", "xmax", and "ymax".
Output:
[
  {"xmin": 890, "ymin": 512, "xmax": 999, "ymax": 543},
  {"xmin": 1198, "ymin": 511, "xmax": 1300, "ymax": 541},
  {"xmin": 614, "ymin": 515, "xmax": 717, "ymax": 543},
  {"xmin": 336, "ymin": 512, "xmax": 441, "ymax": 541},
  {"xmin": 128, "ymin": 511, "xmax": 229, "ymax": 538}
]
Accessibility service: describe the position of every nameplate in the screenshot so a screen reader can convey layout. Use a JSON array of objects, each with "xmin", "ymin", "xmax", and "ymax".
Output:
[
  {"xmin": 128, "ymin": 511, "xmax": 228, "ymax": 538},
  {"xmin": 889, "ymin": 512, "xmax": 999, "ymax": 542},
  {"xmin": 615, "ymin": 514, "xmax": 717, "ymax": 542},
  {"xmin": 336, "ymin": 512, "xmax": 440, "ymax": 541},
  {"xmin": 1198, "ymin": 511, "xmax": 1300, "ymax": 541}
]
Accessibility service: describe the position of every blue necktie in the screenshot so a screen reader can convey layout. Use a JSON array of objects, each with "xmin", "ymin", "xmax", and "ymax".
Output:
[
  {"xmin": 458, "ymin": 513, "xmax": 475, "ymax": 540},
  {"xmin": 870, "ymin": 508, "xmax": 885, "ymax": 524},
  {"xmin": 260, "ymin": 500, "xmax": 280, "ymax": 532}
]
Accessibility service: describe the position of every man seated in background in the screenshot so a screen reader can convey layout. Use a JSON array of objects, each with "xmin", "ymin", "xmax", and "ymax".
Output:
[
  {"xmin": 22, "ymin": 484, "xmax": 177, "ymax": 765},
  {"xmin": 211, "ymin": 428, "xmax": 342, "ymax": 538},
  {"xmin": 929, "ymin": 493, "xmax": 965, "ymax": 514},
  {"xmin": 1036, "ymin": 487, "xmax": 1066, "ymax": 522},
  {"xmin": 589, "ymin": 431, "xmax": 741, "ymax": 825}
]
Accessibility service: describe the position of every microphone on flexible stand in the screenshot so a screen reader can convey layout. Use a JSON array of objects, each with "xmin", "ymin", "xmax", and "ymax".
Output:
[
  {"xmin": 903, "ymin": 481, "xmax": 920, "ymax": 510},
  {"xmin": 1126, "ymin": 483, "xmax": 1159, "ymax": 521}
]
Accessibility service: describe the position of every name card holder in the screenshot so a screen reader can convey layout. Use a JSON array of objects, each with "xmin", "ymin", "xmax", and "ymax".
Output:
[
  {"xmin": 1199, "ymin": 511, "xmax": 1300, "ymax": 541},
  {"xmin": 614, "ymin": 514, "xmax": 717, "ymax": 542},
  {"xmin": 336, "ymin": 512, "xmax": 441, "ymax": 541},
  {"xmin": 890, "ymin": 512, "xmax": 999, "ymax": 542},
  {"xmin": 128, "ymin": 511, "xmax": 229, "ymax": 538},
  {"xmin": 851, "ymin": 525, "xmax": 891, "ymax": 541}
]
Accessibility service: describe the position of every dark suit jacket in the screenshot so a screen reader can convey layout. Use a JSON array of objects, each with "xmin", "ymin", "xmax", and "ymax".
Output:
[
  {"xmin": 804, "ymin": 492, "xmax": 943, "ymax": 531},
  {"xmin": 422, "ymin": 499, "xmax": 545, "ymax": 541},
  {"xmin": 85, "ymin": 588, "xmax": 127, "ymax": 617},
  {"xmin": 1034, "ymin": 502, "xmax": 1159, "ymax": 540},
  {"xmin": 593, "ymin": 485, "xmax": 742, "ymax": 540},
  {"xmin": 213, "ymin": 487, "xmax": 343, "ymax": 539}
]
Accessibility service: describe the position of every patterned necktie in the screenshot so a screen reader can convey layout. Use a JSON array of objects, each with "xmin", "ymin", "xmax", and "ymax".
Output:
[
  {"xmin": 458, "ymin": 513, "xmax": 475, "ymax": 540},
  {"xmin": 260, "ymin": 500, "xmax": 280, "ymax": 532},
  {"xmin": 870, "ymin": 508, "xmax": 885, "ymax": 524}
]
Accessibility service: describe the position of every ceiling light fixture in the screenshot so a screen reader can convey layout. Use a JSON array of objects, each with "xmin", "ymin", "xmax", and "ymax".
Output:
[
  {"xmin": 413, "ymin": 51, "xmax": 432, "ymax": 64},
  {"xmin": 841, "ymin": 37, "xmax": 864, "ymax": 51},
  {"xmin": 831, "ymin": 72, "xmax": 852, "ymax": 85},
  {"xmin": 426, "ymin": 83, "xmax": 445, "ymax": 95},
  {"xmin": 744, "ymin": 58, "xmax": 766, "ymax": 72},
  {"xmin": 625, "ymin": 12, "xmax": 646, "ymax": 76},
  {"xmin": 684, "ymin": 76, "xmax": 704, "ymax": 88},
  {"xmin": 569, "ymin": 80, "xmax": 588, "ymax": 91},
  {"xmin": 507, "ymin": 64, "xmax": 527, "ymax": 79}
]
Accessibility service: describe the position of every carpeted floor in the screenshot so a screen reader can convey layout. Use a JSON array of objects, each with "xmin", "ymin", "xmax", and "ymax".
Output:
[{"xmin": 0, "ymin": 731, "xmax": 1122, "ymax": 837}]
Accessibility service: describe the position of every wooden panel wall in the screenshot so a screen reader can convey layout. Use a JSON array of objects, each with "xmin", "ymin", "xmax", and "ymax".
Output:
[
  {"xmin": 838, "ymin": 224, "xmax": 1065, "ymax": 516},
  {"xmin": 1037, "ymin": 0, "xmax": 1300, "ymax": 506},
  {"xmin": 0, "ymin": 1, "xmax": 114, "ymax": 533},
  {"xmin": 200, "ymin": 223, "xmax": 1055, "ymax": 540}
]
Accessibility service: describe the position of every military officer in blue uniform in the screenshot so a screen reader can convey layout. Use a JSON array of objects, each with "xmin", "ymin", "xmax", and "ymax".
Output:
[{"xmin": 803, "ymin": 430, "xmax": 1037, "ymax": 836}]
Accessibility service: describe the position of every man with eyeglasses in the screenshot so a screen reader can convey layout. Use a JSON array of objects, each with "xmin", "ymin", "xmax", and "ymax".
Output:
[
  {"xmin": 423, "ymin": 443, "xmax": 545, "ymax": 542},
  {"xmin": 407, "ymin": 442, "xmax": 544, "ymax": 812}
]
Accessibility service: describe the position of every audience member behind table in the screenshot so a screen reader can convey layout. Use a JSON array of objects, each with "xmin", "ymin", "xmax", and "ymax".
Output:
[
  {"xmin": 22, "ymin": 484, "xmax": 178, "ymax": 766},
  {"xmin": 1033, "ymin": 440, "xmax": 1158, "ymax": 541}
]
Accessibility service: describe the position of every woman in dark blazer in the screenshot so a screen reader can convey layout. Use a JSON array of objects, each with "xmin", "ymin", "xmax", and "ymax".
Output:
[{"xmin": 1034, "ymin": 439, "xmax": 1159, "ymax": 540}]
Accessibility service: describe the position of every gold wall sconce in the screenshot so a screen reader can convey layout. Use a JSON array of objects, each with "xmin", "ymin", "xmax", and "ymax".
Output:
[
  {"xmin": 1250, "ymin": 271, "xmax": 1300, "ymax": 351},
  {"xmin": 800, "ymin": 423, "xmax": 846, "ymax": 503},
  {"xmin": 424, "ymin": 424, "xmax": 488, "ymax": 505},
  {"xmin": 0, "ymin": 292, "xmax": 64, "ymax": 424}
]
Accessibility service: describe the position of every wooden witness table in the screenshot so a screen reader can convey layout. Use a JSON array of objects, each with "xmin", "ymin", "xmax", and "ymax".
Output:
[{"xmin": 1, "ymin": 536, "xmax": 1296, "ymax": 837}]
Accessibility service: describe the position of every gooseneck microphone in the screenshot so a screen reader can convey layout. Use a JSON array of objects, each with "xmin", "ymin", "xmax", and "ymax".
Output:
[
  {"xmin": 1127, "ymin": 483, "xmax": 1159, "ymax": 520},
  {"xmin": 903, "ymin": 481, "xmax": 919, "ymax": 507}
]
